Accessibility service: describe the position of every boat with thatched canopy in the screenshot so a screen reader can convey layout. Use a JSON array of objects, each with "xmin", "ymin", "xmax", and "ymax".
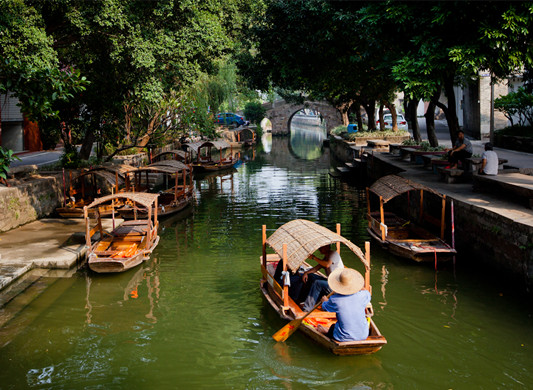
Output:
[
  {"xmin": 182, "ymin": 140, "xmax": 235, "ymax": 172},
  {"xmin": 260, "ymin": 219, "xmax": 386, "ymax": 355},
  {"xmin": 84, "ymin": 192, "xmax": 160, "ymax": 273},
  {"xmin": 366, "ymin": 175, "xmax": 456, "ymax": 262},
  {"xmin": 57, "ymin": 164, "xmax": 135, "ymax": 218},
  {"xmin": 119, "ymin": 160, "xmax": 194, "ymax": 219},
  {"xmin": 151, "ymin": 149, "xmax": 190, "ymax": 164}
]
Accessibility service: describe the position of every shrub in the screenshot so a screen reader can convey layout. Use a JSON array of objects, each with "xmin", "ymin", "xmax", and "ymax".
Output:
[
  {"xmin": 243, "ymin": 101, "xmax": 266, "ymax": 125},
  {"xmin": 494, "ymin": 87, "xmax": 533, "ymax": 127}
]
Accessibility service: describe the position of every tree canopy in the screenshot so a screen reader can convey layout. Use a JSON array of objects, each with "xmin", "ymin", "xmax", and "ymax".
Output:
[{"xmin": 240, "ymin": 0, "xmax": 533, "ymax": 143}]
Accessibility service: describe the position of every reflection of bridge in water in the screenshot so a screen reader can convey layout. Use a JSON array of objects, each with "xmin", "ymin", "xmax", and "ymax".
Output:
[{"xmin": 261, "ymin": 134, "xmax": 331, "ymax": 173}]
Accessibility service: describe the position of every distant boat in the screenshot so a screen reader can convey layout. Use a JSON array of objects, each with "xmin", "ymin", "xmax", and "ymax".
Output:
[
  {"xmin": 366, "ymin": 175, "xmax": 456, "ymax": 262},
  {"xmin": 260, "ymin": 219, "xmax": 387, "ymax": 355},
  {"xmin": 183, "ymin": 140, "xmax": 236, "ymax": 172},
  {"xmin": 84, "ymin": 192, "xmax": 160, "ymax": 273}
]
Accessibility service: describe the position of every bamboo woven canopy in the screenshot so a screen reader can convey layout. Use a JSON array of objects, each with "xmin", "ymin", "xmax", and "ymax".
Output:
[
  {"xmin": 152, "ymin": 149, "xmax": 188, "ymax": 160},
  {"xmin": 149, "ymin": 160, "xmax": 190, "ymax": 170},
  {"xmin": 183, "ymin": 140, "xmax": 230, "ymax": 153},
  {"xmin": 87, "ymin": 192, "xmax": 159, "ymax": 209},
  {"xmin": 78, "ymin": 168, "xmax": 125, "ymax": 187},
  {"xmin": 368, "ymin": 174, "xmax": 441, "ymax": 203},
  {"xmin": 266, "ymin": 219, "xmax": 368, "ymax": 272}
]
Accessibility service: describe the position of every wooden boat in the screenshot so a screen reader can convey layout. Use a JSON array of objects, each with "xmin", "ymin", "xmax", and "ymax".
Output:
[
  {"xmin": 260, "ymin": 219, "xmax": 387, "ymax": 355},
  {"xmin": 57, "ymin": 164, "xmax": 135, "ymax": 218},
  {"xmin": 119, "ymin": 160, "xmax": 194, "ymax": 219},
  {"xmin": 183, "ymin": 140, "xmax": 235, "ymax": 172},
  {"xmin": 366, "ymin": 174, "xmax": 456, "ymax": 262},
  {"xmin": 84, "ymin": 192, "xmax": 160, "ymax": 273}
]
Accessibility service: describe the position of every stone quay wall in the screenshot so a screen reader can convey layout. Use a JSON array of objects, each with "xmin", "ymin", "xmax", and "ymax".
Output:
[
  {"xmin": 357, "ymin": 150, "xmax": 533, "ymax": 292},
  {"xmin": 0, "ymin": 174, "xmax": 64, "ymax": 233}
]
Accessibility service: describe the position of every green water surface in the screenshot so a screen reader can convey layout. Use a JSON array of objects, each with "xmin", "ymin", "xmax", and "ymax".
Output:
[{"xmin": 0, "ymin": 127, "xmax": 532, "ymax": 390}]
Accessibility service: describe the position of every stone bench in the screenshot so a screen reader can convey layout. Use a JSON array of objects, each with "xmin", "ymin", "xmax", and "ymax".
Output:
[
  {"xmin": 473, "ymin": 171, "xmax": 533, "ymax": 209},
  {"xmin": 438, "ymin": 167, "xmax": 468, "ymax": 184},
  {"xmin": 366, "ymin": 139, "xmax": 390, "ymax": 152},
  {"xmin": 466, "ymin": 157, "xmax": 509, "ymax": 174}
]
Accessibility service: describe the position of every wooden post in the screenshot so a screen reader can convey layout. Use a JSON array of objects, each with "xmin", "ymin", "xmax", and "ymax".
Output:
[
  {"xmin": 419, "ymin": 190, "xmax": 424, "ymax": 223},
  {"xmin": 366, "ymin": 187, "xmax": 371, "ymax": 227},
  {"xmin": 115, "ymin": 172, "xmax": 119, "ymax": 193},
  {"xmin": 96, "ymin": 208, "xmax": 103, "ymax": 238},
  {"xmin": 379, "ymin": 196, "xmax": 385, "ymax": 241},
  {"xmin": 440, "ymin": 195, "xmax": 446, "ymax": 239},
  {"xmin": 262, "ymin": 225, "xmax": 267, "ymax": 268},
  {"xmin": 84, "ymin": 206, "xmax": 91, "ymax": 248},
  {"xmin": 336, "ymin": 223, "xmax": 341, "ymax": 253},
  {"xmin": 365, "ymin": 241, "xmax": 371, "ymax": 292},
  {"xmin": 154, "ymin": 196, "xmax": 158, "ymax": 232},
  {"xmin": 282, "ymin": 244, "xmax": 289, "ymax": 311}
]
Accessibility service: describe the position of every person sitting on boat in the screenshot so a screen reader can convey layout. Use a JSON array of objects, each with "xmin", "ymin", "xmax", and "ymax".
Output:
[
  {"xmin": 299, "ymin": 245, "xmax": 344, "ymax": 311},
  {"xmin": 317, "ymin": 268, "xmax": 371, "ymax": 342}
]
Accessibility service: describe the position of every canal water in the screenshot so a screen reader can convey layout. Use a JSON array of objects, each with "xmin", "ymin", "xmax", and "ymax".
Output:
[{"xmin": 0, "ymin": 122, "xmax": 532, "ymax": 389}]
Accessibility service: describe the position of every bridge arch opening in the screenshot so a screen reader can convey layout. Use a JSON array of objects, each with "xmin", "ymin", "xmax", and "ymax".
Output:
[
  {"xmin": 288, "ymin": 108, "xmax": 327, "ymax": 160},
  {"xmin": 260, "ymin": 117, "xmax": 272, "ymax": 132}
]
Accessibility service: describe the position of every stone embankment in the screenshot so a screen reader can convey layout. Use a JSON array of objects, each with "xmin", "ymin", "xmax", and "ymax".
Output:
[{"xmin": 329, "ymin": 135, "xmax": 533, "ymax": 293}]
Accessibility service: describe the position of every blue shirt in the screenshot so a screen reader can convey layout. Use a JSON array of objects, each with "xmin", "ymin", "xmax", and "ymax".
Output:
[{"xmin": 322, "ymin": 290, "xmax": 371, "ymax": 342}]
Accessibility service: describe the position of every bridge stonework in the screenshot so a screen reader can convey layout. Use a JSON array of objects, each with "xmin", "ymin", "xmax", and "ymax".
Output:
[{"xmin": 264, "ymin": 100, "xmax": 343, "ymax": 135}]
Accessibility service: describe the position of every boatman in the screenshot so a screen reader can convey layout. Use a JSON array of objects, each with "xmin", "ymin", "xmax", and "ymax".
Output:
[
  {"xmin": 299, "ymin": 245, "xmax": 344, "ymax": 311},
  {"xmin": 317, "ymin": 268, "xmax": 371, "ymax": 342}
]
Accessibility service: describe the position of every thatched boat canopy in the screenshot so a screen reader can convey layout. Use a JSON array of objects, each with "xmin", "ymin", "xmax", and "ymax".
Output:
[
  {"xmin": 266, "ymin": 219, "xmax": 368, "ymax": 272},
  {"xmin": 368, "ymin": 175, "xmax": 441, "ymax": 203},
  {"xmin": 87, "ymin": 192, "xmax": 159, "ymax": 209},
  {"xmin": 183, "ymin": 140, "xmax": 230, "ymax": 154},
  {"xmin": 147, "ymin": 160, "xmax": 190, "ymax": 171},
  {"xmin": 152, "ymin": 149, "xmax": 188, "ymax": 161},
  {"xmin": 78, "ymin": 168, "xmax": 126, "ymax": 187}
]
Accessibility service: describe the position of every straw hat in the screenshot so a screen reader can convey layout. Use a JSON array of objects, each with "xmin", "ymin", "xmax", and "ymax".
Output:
[{"xmin": 328, "ymin": 268, "xmax": 364, "ymax": 295}]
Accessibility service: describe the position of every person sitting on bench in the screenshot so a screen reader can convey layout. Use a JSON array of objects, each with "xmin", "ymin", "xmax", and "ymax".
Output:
[
  {"xmin": 478, "ymin": 142, "xmax": 498, "ymax": 176},
  {"xmin": 447, "ymin": 130, "xmax": 472, "ymax": 169}
]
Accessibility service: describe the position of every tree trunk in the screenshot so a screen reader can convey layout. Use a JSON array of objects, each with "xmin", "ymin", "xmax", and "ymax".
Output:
[
  {"xmin": 424, "ymin": 101, "xmax": 438, "ymax": 147},
  {"xmin": 406, "ymin": 97, "xmax": 422, "ymax": 142},
  {"xmin": 363, "ymin": 100, "xmax": 376, "ymax": 130},
  {"xmin": 385, "ymin": 102, "xmax": 398, "ymax": 131},
  {"xmin": 355, "ymin": 105, "xmax": 363, "ymax": 131},
  {"xmin": 79, "ymin": 127, "xmax": 95, "ymax": 160},
  {"xmin": 338, "ymin": 101, "xmax": 352, "ymax": 126},
  {"xmin": 378, "ymin": 103, "xmax": 384, "ymax": 131},
  {"xmin": 435, "ymin": 74, "xmax": 460, "ymax": 144}
]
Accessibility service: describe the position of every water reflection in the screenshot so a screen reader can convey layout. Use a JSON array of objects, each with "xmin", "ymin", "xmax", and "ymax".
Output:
[{"xmin": 289, "ymin": 115, "xmax": 327, "ymax": 160}]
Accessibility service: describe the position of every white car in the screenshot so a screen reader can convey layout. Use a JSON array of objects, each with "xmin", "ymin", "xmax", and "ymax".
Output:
[{"xmin": 376, "ymin": 113, "xmax": 408, "ymax": 130}]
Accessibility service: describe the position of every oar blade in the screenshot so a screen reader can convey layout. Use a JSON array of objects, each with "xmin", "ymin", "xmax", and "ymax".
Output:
[{"xmin": 272, "ymin": 319, "xmax": 302, "ymax": 342}]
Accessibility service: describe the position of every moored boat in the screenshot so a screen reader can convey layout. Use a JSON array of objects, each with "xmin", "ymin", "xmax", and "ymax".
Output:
[
  {"xmin": 57, "ymin": 164, "xmax": 134, "ymax": 217},
  {"xmin": 119, "ymin": 160, "xmax": 194, "ymax": 219},
  {"xmin": 84, "ymin": 192, "xmax": 160, "ymax": 273},
  {"xmin": 366, "ymin": 174, "xmax": 456, "ymax": 262},
  {"xmin": 183, "ymin": 140, "xmax": 235, "ymax": 172},
  {"xmin": 260, "ymin": 219, "xmax": 386, "ymax": 355}
]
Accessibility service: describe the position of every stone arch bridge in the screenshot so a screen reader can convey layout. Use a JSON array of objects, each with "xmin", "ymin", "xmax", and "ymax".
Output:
[{"xmin": 263, "ymin": 100, "xmax": 343, "ymax": 135}]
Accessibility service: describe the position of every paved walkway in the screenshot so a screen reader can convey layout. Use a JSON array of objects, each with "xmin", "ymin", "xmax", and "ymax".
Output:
[{"xmin": 0, "ymin": 218, "xmax": 117, "ymax": 293}]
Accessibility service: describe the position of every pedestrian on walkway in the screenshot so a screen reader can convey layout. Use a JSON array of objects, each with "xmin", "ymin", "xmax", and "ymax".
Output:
[{"xmin": 447, "ymin": 130, "xmax": 473, "ymax": 169}]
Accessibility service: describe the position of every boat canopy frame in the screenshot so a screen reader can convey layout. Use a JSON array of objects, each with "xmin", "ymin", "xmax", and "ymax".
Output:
[
  {"xmin": 261, "ymin": 219, "xmax": 372, "ymax": 313},
  {"xmin": 366, "ymin": 175, "xmax": 447, "ymax": 241}
]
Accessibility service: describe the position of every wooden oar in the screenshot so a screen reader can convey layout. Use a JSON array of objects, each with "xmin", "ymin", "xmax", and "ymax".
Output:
[{"xmin": 272, "ymin": 291, "xmax": 334, "ymax": 342}]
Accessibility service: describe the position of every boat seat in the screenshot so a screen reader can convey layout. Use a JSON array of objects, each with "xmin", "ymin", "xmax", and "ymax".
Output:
[{"xmin": 114, "ymin": 221, "xmax": 151, "ymax": 237}]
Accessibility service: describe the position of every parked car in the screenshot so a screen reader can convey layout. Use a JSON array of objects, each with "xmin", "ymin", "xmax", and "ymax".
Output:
[
  {"xmin": 376, "ymin": 113, "xmax": 408, "ymax": 130},
  {"xmin": 215, "ymin": 112, "xmax": 247, "ymax": 127}
]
